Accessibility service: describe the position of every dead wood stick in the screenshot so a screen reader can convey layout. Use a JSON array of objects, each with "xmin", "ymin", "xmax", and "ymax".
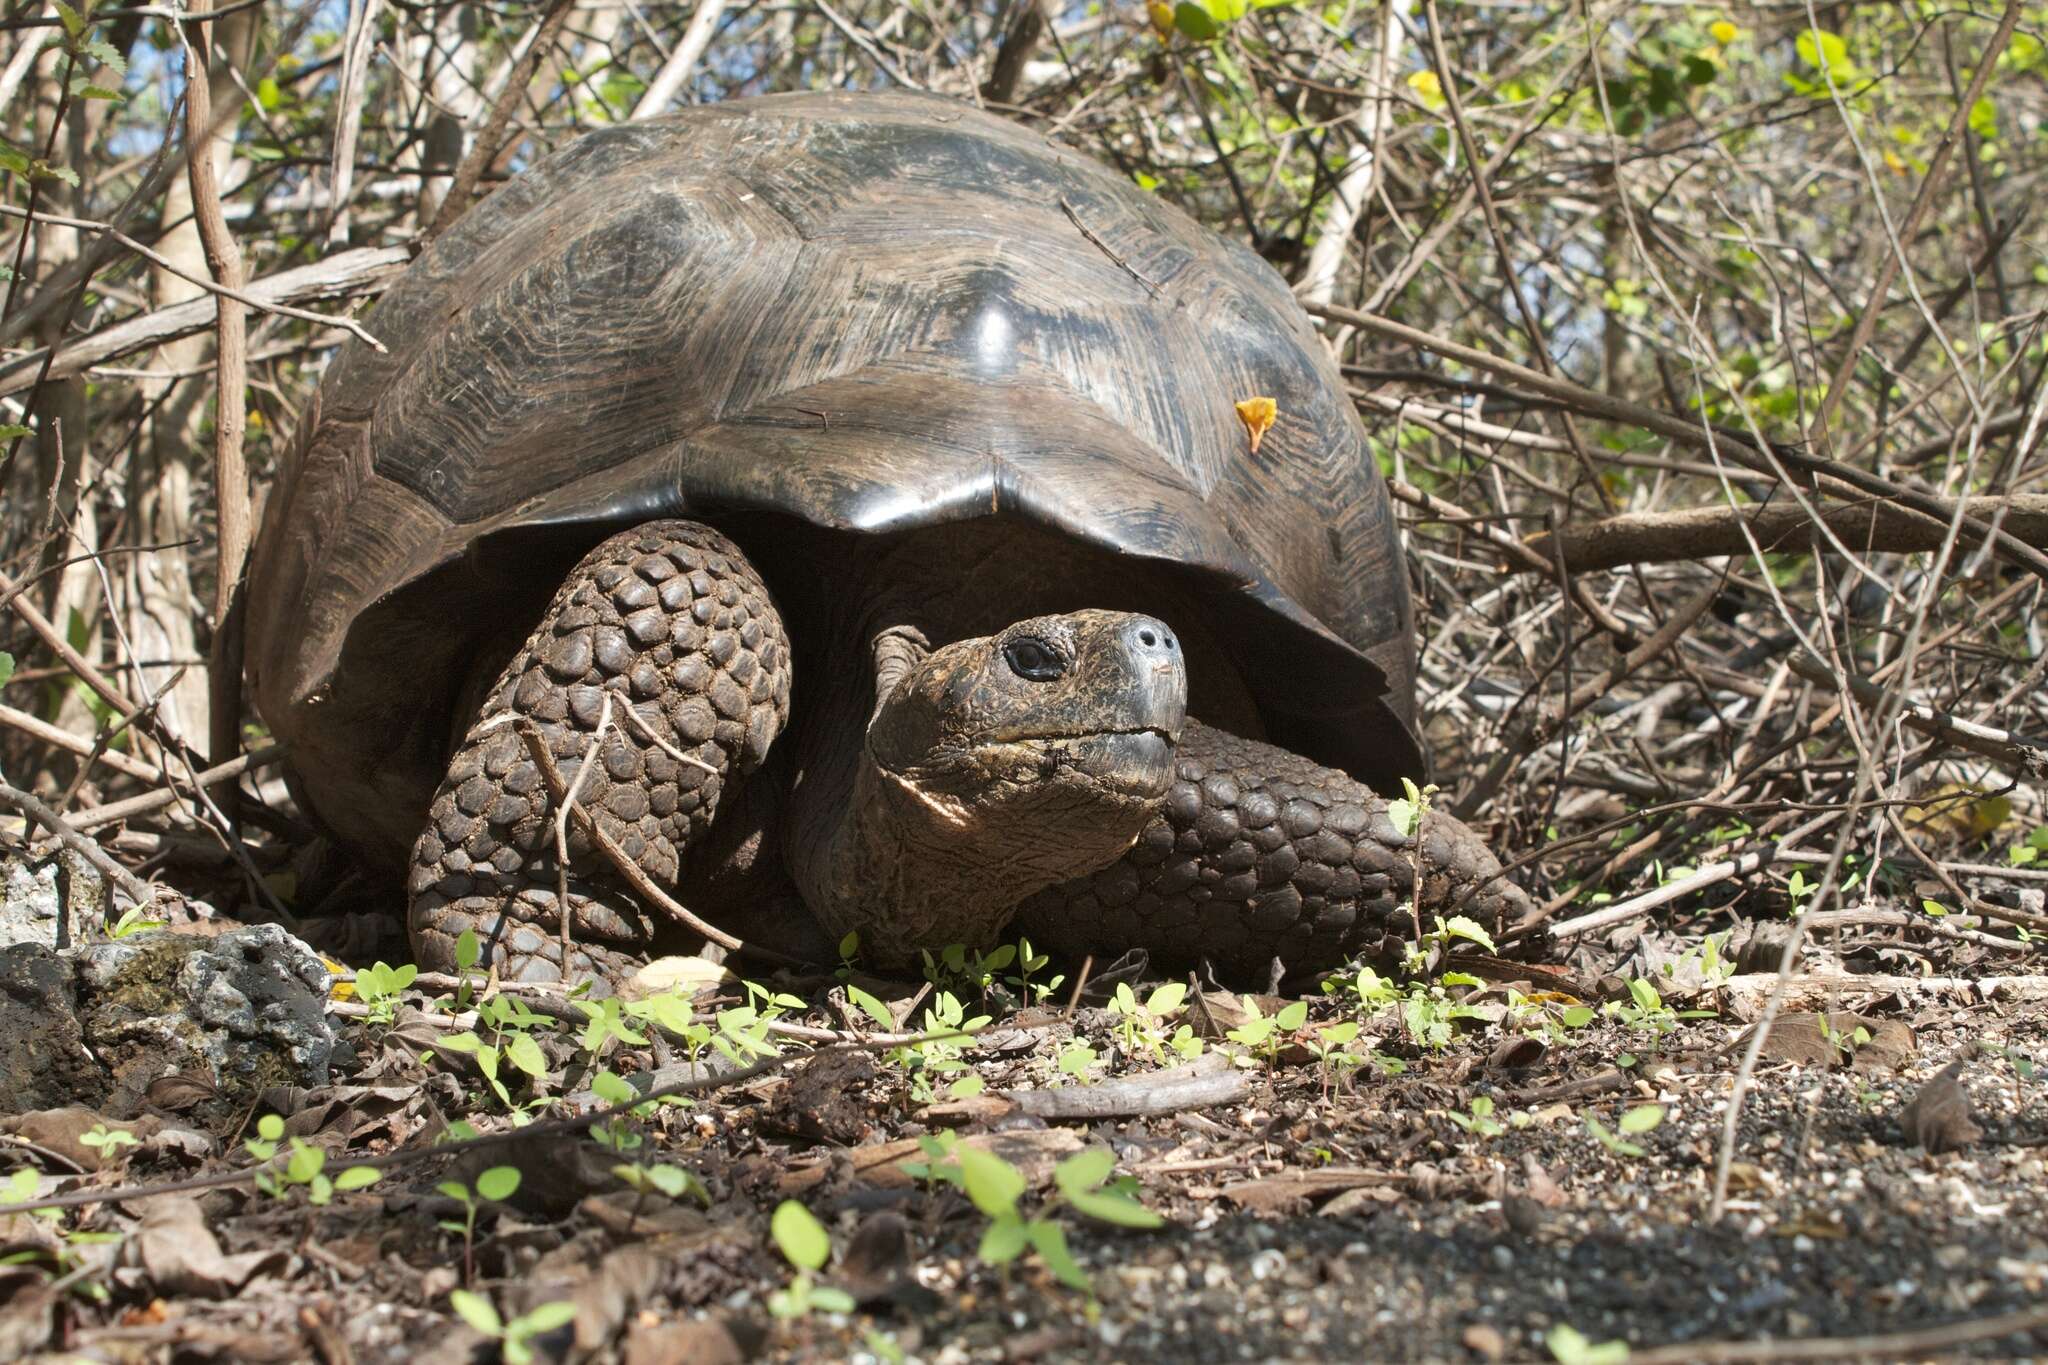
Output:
[
  {"xmin": 1548, "ymin": 811, "xmax": 1839, "ymax": 941},
  {"xmin": 1306, "ymin": 300, "xmax": 2048, "ymax": 581},
  {"xmin": 177, "ymin": 0, "xmax": 252, "ymax": 772},
  {"xmin": 0, "ymin": 205, "xmax": 384, "ymax": 350},
  {"xmin": 0, "ymin": 566, "xmax": 140, "ymax": 720},
  {"xmin": 0, "ymin": 702, "xmax": 164, "ymax": 783},
  {"xmin": 1717, "ymin": 972, "xmax": 2048, "ymax": 1013},
  {"xmin": 1006, "ymin": 1054, "xmax": 1248, "ymax": 1119},
  {"xmin": 65, "ymin": 745, "xmax": 283, "ymax": 831},
  {"xmin": 511, "ymin": 717, "xmax": 807, "ymax": 969},
  {"xmin": 0, "ymin": 247, "xmax": 407, "ymax": 398},
  {"xmin": 0, "ymin": 780, "xmax": 156, "ymax": 908},
  {"xmin": 1514, "ymin": 494, "xmax": 2048, "ymax": 574},
  {"xmin": 1629, "ymin": 1303, "xmax": 2048, "ymax": 1365},
  {"xmin": 425, "ymin": 0, "xmax": 575, "ymax": 240}
]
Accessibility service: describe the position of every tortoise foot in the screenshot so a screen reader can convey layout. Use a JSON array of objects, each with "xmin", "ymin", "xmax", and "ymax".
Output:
[
  {"xmin": 406, "ymin": 520, "xmax": 792, "ymax": 990},
  {"xmin": 1013, "ymin": 719, "xmax": 1531, "ymax": 983}
]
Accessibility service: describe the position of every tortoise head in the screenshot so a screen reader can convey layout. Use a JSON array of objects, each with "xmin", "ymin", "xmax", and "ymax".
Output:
[{"xmin": 818, "ymin": 609, "xmax": 1187, "ymax": 963}]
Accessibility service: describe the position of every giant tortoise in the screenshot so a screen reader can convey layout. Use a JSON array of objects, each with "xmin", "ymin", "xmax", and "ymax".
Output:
[{"xmin": 246, "ymin": 90, "xmax": 1528, "ymax": 988}]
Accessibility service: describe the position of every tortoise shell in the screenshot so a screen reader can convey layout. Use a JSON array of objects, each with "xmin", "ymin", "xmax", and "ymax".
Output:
[{"xmin": 246, "ymin": 90, "xmax": 1421, "ymax": 864}]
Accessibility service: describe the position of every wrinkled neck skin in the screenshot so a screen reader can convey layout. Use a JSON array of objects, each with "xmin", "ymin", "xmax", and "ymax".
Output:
[{"xmin": 783, "ymin": 529, "xmax": 1182, "ymax": 967}]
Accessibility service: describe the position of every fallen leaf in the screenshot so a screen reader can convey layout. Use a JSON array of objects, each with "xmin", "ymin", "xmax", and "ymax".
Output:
[
  {"xmin": 1221, "ymin": 1168, "xmax": 1394, "ymax": 1214},
  {"xmin": 1901, "ymin": 1061, "xmax": 1981, "ymax": 1153},
  {"xmin": 1849, "ymin": 1020, "xmax": 1918, "ymax": 1073},
  {"xmin": 134, "ymin": 1197, "xmax": 285, "ymax": 1297},
  {"xmin": 622, "ymin": 1318, "xmax": 753, "ymax": 1365},
  {"xmin": 1234, "ymin": 396, "xmax": 1277, "ymax": 453},
  {"xmin": 0, "ymin": 1109, "xmax": 160, "ymax": 1172},
  {"xmin": 1737, "ymin": 1011, "xmax": 1873, "ymax": 1068},
  {"xmin": 623, "ymin": 954, "xmax": 733, "ymax": 1000},
  {"xmin": 835, "ymin": 1211, "xmax": 917, "ymax": 1305}
]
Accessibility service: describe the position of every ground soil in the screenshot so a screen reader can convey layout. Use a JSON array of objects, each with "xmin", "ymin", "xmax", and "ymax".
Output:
[{"xmin": 1, "ymin": 889, "xmax": 2043, "ymax": 1365}]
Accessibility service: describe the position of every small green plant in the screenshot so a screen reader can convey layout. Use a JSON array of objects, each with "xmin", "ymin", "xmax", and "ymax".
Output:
[
  {"xmin": 886, "ymin": 990, "xmax": 989, "ymax": 1102},
  {"xmin": 835, "ymin": 930, "xmax": 862, "ymax": 980},
  {"xmin": 905, "ymin": 1138, "xmax": 1160, "ymax": 1292},
  {"xmin": 1003, "ymin": 936, "xmax": 1065, "ymax": 1004},
  {"xmin": 436, "ymin": 992, "xmax": 556, "ymax": 1111},
  {"xmin": 1304, "ymin": 1019, "xmax": 1364, "ymax": 1092},
  {"xmin": 1586, "ymin": 1103, "xmax": 1665, "ymax": 1158},
  {"xmin": 1603, "ymin": 977, "xmax": 1709, "ymax": 1035},
  {"xmin": 2007, "ymin": 826, "xmax": 2048, "ymax": 867},
  {"xmin": 77, "ymin": 1124, "xmax": 138, "ymax": 1163},
  {"xmin": 1401, "ymin": 982, "xmax": 1486, "ymax": 1049},
  {"xmin": 105, "ymin": 905, "xmax": 164, "ymax": 939},
  {"xmin": 438, "ymin": 1167, "xmax": 521, "ymax": 1284},
  {"xmin": 1445, "ymin": 1095, "xmax": 1505, "ymax": 1138},
  {"xmin": 1105, "ymin": 981, "xmax": 1201, "ymax": 1063},
  {"xmin": 1547, "ymin": 1322, "xmax": 1630, "ymax": 1365},
  {"xmin": 1225, "ymin": 995, "xmax": 1308, "ymax": 1068},
  {"xmin": 921, "ymin": 942, "xmax": 1016, "ymax": 998},
  {"xmin": 767, "ymin": 1200, "xmax": 856, "ymax": 1318},
  {"xmin": 1056, "ymin": 1036, "xmax": 1100, "ymax": 1084},
  {"xmin": 1325, "ymin": 963, "xmax": 1401, "ymax": 1013},
  {"xmin": 448, "ymin": 1289, "xmax": 576, "ymax": 1364},
  {"xmin": 353, "ymin": 961, "xmax": 418, "ymax": 1026},
  {"xmin": 245, "ymin": 1115, "xmax": 381, "ymax": 1205}
]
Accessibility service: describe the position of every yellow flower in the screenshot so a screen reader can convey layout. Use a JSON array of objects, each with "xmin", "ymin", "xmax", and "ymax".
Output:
[
  {"xmin": 1148, "ymin": 0, "xmax": 1174, "ymax": 41},
  {"xmin": 1235, "ymin": 397, "xmax": 1277, "ymax": 454},
  {"xmin": 1709, "ymin": 20, "xmax": 1738, "ymax": 45},
  {"xmin": 1407, "ymin": 69, "xmax": 1445, "ymax": 109}
]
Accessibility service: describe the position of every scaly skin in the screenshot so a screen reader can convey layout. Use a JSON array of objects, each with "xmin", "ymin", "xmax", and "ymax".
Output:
[
  {"xmin": 1012, "ymin": 720, "xmax": 1531, "ymax": 979},
  {"xmin": 407, "ymin": 522, "xmax": 791, "ymax": 986}
]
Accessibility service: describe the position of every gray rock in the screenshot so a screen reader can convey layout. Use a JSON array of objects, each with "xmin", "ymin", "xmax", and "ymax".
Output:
[
  {"xmin": 0, "ymin": 942, "xmax": 106, "ymax": 1114},
  {"xmin": 0, "ymin": 924, "xmax": 342, "ymax": 1121},
  {"xmin": 1, "ymin": 847, "xmax": 107, "ymax": 951}
]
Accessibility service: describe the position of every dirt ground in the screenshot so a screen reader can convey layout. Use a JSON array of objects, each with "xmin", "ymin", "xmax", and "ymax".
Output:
[{"xmin": 1, "ymin": 878, "xmax": 2044, "ymax": 1365}]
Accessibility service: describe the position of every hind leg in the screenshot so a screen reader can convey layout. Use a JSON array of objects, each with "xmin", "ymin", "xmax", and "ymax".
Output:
[
  {"xmin": 1012, "ymin": 719, "xmax": 1530, "ymax": 984},
  {"xmin": 408, "ymin": 521, "xmax": 791, "ymax": 989}
]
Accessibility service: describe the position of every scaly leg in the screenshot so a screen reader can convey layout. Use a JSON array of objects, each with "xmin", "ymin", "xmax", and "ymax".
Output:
[
  {"xmin": 1012, "ymin": 719, "xmax": 1529, "ymax": 981},
  {"xmin": 408, "ymin": 521, "xmax": 791, "ymax": 987}
]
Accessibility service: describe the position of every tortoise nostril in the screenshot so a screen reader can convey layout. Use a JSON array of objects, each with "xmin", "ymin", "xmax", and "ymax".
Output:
[{"xmin": 1138, "ymin": 628, "xmax": 1158, "ymax": 648}]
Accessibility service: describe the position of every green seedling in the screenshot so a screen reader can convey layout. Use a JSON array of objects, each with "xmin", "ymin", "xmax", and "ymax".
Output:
[
  {"xmin": 1445, "ymin": 1095, "xmax": 1505, "ymax": 1138},
  {"xmin": 1225, "ymin": 996, "xmax": 1307, "ymax": 1068},
  {"xmin": 1056, "ymin": 1036, "xmax": 1100, "ymax": 1084},
  {"xmin": 905, "ymin": 1137, "xmax": 1161, "ymax": 1293},
  {"xmin": 886, "ymin": 990, "xmax": 989, "ymax": 1103},
  {"xmin": 1003, "ymin": 936, "xmax": 1064, "ymax": 1004},
  {"xmin": 77, "ymin": 1124, "xmax": 138, "ymax": 1163},
  {"xmin": 1547, "ymin": 1322, "xmax": 1630, "ymax": 1364},
  {"xmin": 353, "ymin": 961, "xmax": 417, "ymax": 1026},
  {"xmin": 448, "ymin": 1289, "xmax": 576, "ymax": 1364},
  {"xmin": 1106, "ymin": 981, "xmax": 1201, "ymax": 1063},
  {"xmin": 106, "ymin": 905, "xmax": 165, "ymax": 940},
  {"xmin": 438, "ymin": 1166, "xmax": 521, "ymax": 1285},
  {"xmin": 245, "ymin": 1115, "xmax": 380, "ymax": 1205},
  {"xmin": 768, "ymin": 1200, "xmax": 856, "ymax": 1318},
  {"xmin": 1586, "ymin": 1103, "xmax": 1665, "ymax": 1158}
]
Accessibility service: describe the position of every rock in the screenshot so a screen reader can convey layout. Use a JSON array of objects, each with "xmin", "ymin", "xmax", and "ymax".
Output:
[
  {"xmin": 1, "ymin": 848, "xmax": 107, "ymax": 951},
  {"xmin": 0, "ymin": 943, "xmax": 106, "ymax": 1114},
  {"xmin": 56, "ymin": 924, "xmax": 337, "ymax": 1121}
]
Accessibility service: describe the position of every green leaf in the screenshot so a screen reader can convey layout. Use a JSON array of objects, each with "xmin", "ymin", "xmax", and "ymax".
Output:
[
  {"xmin": 1054, "ymin": 1148, "xmax": 1116, "ymax": 1198},
  {"xmin": 948, "ymin": 1074, "xmax": 986, "ymax": 1098},
  {"xmin": 1025, "ymin": 1219, "xmax": 1090, "ymax": 1291},
  {"xmin": 1683, "ymin": 55, "xmax": 1716, "ymax": 86},
  {"xmin": 838, "ymin": 930, "xmax": 860, "ymax": 960},
  {"xmin": 332, "ymin": 1165, "xmax": 381, "ymax": 1192},
  {"xmin": 52, "ymin": 1, "xmax": 85, "ymax": 39},
  {"xmin": 1274, "ymin": 1000, "xmax": 1308, "ymax": 1031},
  {"xmin": 67, "ymin": 79, "xmax": 123, "ymax": 101},
  {"xmin": 1618, "ymin": 1104, "xmax": 1665, "ymax": 1135},
  {"xmin": 475, "ymin": 1166, "xmax": 521, "ymax": 1202},
  {"xmin": 771, "ymin": 1200, "xmax": 832, "ymax": 1271},
  {"xmin": 978, "ymin": 1211, "xmax": 1028, "ymax": 1263},
  {"xmin": 847, "ymin": 985, "xmax": 894, "ymax": 1031},
  {"xmin": 286, "ymin": 1141, "xmax": 325, "ymax": 1183},
  {"xmin": 36, "ymin": 163, "xmax": 78, "ymax": 187},
  {"xmin": 437, "ymin": 1031, "xmax": 481, "ymax": 1055},
  {"xmin": 455, "ymin": 928, "xmax": 480, "ymax": 970},
  {"xmin": 503, "ymin": 1031, "xmax": 547, "ymax": 1078},
  {"xmin": 1562, "ymin": 1006, "xmax": 1596, "ymax": 1028},
  {"xmin": 1795, "ymin": 29, "xmax": 1854, "ymax": 82},
  {"xmin": 1146, "ymin": 982, "xmax": 1187, "ymax": 1016},
  {"xmin": 1438, "ymin": 915, "xmax": 1498, "ymax": 952},
  {"xmin": 1203, "ymin": 0, "xmax": 1248, "ymax": 20},
  {"xmin": 448, "ymin": 1289, "xmax": 502, "ymax": 1337},
  {"xmin": 257, "ymin": 1114, "xmax": 285, "ymax": 1141},
  {"xmin": 957, "ymin": 1144, "xmax": 1027, "ymax": 1218},
  {"xmin": 1172, "ymin": 1, "xmax": 1218, "ymax": 39},
  {"xmin": 517, "ymin": 1301, "xmax": 577, "ymax": 1333},
  {"xmin": 84, "ymin": 38, "xmax": 125, "ymax": 76},
  {"xmin": 1068, "ymin": 1189, "xmax": 1165, "ymax": 1228},
  {"xmin": 1547, "ymin": 1322, "xmax": 1630, "ymax": 1364},
  {"xmin": 0, "ymin": 652, "xmax": 13, "ymax": 688}
]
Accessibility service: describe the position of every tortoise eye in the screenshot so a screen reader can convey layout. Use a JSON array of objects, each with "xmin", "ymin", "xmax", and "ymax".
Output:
[{"xmin": 1003, "ymin": 638, "xmax": 1064, "ymax": 682}]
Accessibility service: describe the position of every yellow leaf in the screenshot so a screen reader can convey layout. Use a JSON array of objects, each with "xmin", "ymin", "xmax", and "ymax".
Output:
[
  {"xmin": 1234, "ymin": 396, "xmax": 1277, "ymax": 454},
  {"xmin": 1147, "ymin": 0, "xmax": 1174, "ymax": 41},
  {"xmin": 1709, "ymin": 20, "xmax": 1738, "ymax": 45},
  {"xmin": 1406, "ymin": 69, "xmax": 1444, "ymax": 109},
  {"xmin": 324, "ymin": 957, "xmax": 355, "ymax": 1000},
  {"xmin": 1902, "ymin": 783, "xmax": 2011, "ymax": 843}
]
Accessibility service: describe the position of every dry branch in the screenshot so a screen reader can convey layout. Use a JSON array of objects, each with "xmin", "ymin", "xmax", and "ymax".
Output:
[{"xmin": 1515, "ymin": 495, "xmax": 2048, "ymax": 574}]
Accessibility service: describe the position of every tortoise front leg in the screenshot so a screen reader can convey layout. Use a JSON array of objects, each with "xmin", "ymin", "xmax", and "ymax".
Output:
[
  {"xmin": 1011, "ymin": 720, "xmax": 1530, "ymax": 982},
  {"xmin": 408, "ymin": 521, "xmax": 791, "ymax": 989}
]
